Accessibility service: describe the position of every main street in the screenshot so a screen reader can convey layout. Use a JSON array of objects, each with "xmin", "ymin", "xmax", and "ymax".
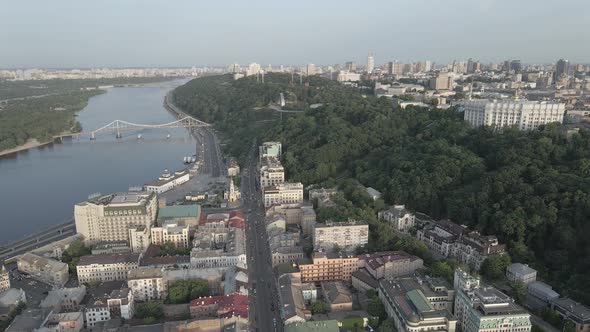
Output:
[{"xmin": 242, "ymin": 141, "xmax": 283, "ymax": 332}]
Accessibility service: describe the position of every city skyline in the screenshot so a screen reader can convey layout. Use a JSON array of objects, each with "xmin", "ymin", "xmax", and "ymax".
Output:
[{"xmin": 1, "ymin": 0, "xmax": 589, "ymax": 68}]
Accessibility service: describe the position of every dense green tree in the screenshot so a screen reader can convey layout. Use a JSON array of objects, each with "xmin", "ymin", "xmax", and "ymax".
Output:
[
  {"xmin": 135, "ymin": 301, "xmax": 164, "ymax": 320},
  {"xmin": 167, "ymin": 279, "xmax": 210, "ymax": 304},
  {"xmin": 368, "ymin": 297, "xmax": 387, "ymax": 323},
  {"xmin": 61, "ymin": 240, "xmax": 91, "ymax": 274},
  {"xmin": 377, "ymin": 319, "xmax": 396, "ymax": 332},
  {"xmin": 310, "ymin": 301, "xmax": 329, "ymax": 314}
]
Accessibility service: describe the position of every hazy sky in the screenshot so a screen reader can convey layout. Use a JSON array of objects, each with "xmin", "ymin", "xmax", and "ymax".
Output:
[{"xmin": 1, "ymin": 0, "xmax": 589, "ymax": 68}]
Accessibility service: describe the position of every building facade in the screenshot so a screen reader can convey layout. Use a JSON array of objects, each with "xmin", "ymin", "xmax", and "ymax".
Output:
[
  {"xmin": 151, "ymin": 220, "xmax": 190, "ymax": 248},
  {"xmin": 461, "ymin": 99, "xmax": 565, "ymax": 130},
  {"xmin": 0, "ymin": 266, "xmax": 10, "ymax": 293},
  {"xmin": 259, "ymin": 156, "xmax": 285, "ymax": 187},
  {"xmin": 298, "ymin": 252, "xmax": 358, "ymax": 283},
  {"xmin": 313, "ymin": 220, "xmax": 369, "ymax": 252},
  {"xmin": 358, "ymin": 251, "xmax": 424, "ymax": 280},
  {"xmin": 506, "ymin": 263, "xmax": 537, "ymax": 285},
  {"xmin": 76, "ymin": 253, "xmax": 140, "ymax": 283},
  {"xmin": 17, "ymin": 253, "xmax": 69, "ymax": 288},
  {"xmin": 144, "ymin": 168, "xmax": 190, "ymax": 194},
  {"xmin": 378, "ymin": 205, "xmax": 415, "ymax": 233},
  {"xmin": 127, "ymin": 268, "xmax": 167, "ymax": 301},
  {"xmin": 263, "ymin": 182, "xmax": 304, "ymax": 207},
  {"xmin": 74, "ymin": 192, "xmax": 158, "ymax": 244}
]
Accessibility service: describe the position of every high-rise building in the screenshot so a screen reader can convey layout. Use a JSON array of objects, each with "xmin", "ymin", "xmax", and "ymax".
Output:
[
  {"xmin": 387, "ymin": 62, "xmax": 394, "ymax": 75},
  {"xmin": 306, "ymin": 63, "xmax": 316, "ymax": 76},
  {"xmin": 313, "ymin": 220, "xmax": 369, "ymax": 252},
  {"xmin": 74, "ymin": 192, "xmax": 158, "ymax": 244},
  {"xmin": 367, "ymin": 53, "xmax": 375, "ymax": 73},
  {"xmin": 461, "ymin": 99, "xmax": 565, "ymax": 131},
  {"xmin": 510, "ymin": 60, "xmax": 522, "ymax": 72},
  {"xmin": 227, "ymin": 63, "xmax": 241, "ymax": 74},
  {"xmin": 246, "ymin": 63, "xmax": 261, "ymax": 76},
  {"xmin": 429, "ymin": 72, "xmax": 453, "ymax": 90},
  {"xmin": 344, "ymin": 61, "xmax": 356, "ymax": 72},
  {"xmin": 554, "ymin": 59, "xmax": 570, "ymax": 81}
]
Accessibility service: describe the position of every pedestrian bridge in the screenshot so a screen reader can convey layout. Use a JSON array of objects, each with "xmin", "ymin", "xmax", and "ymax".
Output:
[{"xmin": 58, "ymin": 115, "xmax": 210, "ymax": 140}]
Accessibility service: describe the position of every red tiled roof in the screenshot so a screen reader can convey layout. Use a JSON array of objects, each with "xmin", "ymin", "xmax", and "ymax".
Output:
[{"xmin": 189, "ymin": 293, "xmax": 248, "ymax": 318}]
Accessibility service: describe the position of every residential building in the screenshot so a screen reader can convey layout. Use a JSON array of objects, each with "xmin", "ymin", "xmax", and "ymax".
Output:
[
  {"xmin": 265, "ymin": 203, "xmax": 316, "ymax": 236},
  {"xmin": 38, "ymin": 311, "xmax": 84, "ymax": 332},
  {"xmin": 417, "ymin": 219, "xmax": 505, "ymax": 270},
  {"xmin": 144, "ymin": 168, "xmax": 190, "ymax": 194},
  {"xmin": 527, "ymin": 281, "xmax": 559, "ymax": 310},
  {"xmin": 92, "ymin": 241, "xmax": 132, "ymax": 255},
  {"xmin": 308, "ymin": 188, "xmax": 338, "ymax": 208},
  {"xmin": 551, "ymin": 298, "xmax": 590, "ymax": 332},
  {"xmin": 461, "ymin": 99, "xmax": 565, "ymax": 130},
  {"xmin": 127, "ymin": 268, "xmax": 167, "ymax": 301},
  {"xmin": 189, "ymin": 293, "xmax": 248, "ymax": 319},
  {"xmin": 313, "ymin": 220, "xmax": 368, "ymax": 252},
  {"xmin": 0, "ymin": 266, "xmax": 10, "ymax": 292},
  {"xmin": 74, "ymin": 192, "xmax": 157, "ymax": 244},
  {"xmin": 336, "ymin": 71, "xmax": 361, "ymax": 82},
  {"xmin": 76, "ymin": 253, "xmax": 140, "ymax": 283},
  {"xmin": 246, "ymin": 63, "xmax": 261, "ymax": 77},
  {"xmin": 379, "ymin": 278, "xmax": 457, "ymax": 332},
  {"xmin": 263, "ymin": 182, "xmax": 304, "ymax": 207},
  {"xmin": 351, "ymin": 269, "xmax": 379, "ymax": 292},
  {"xmin": 107, "ymin": 288, "xmax": 134, "ymax": 320},
  {"xmin": 306, "ymin": 64, "xmax": 316, "ymax": 76},
  {"xmin": 367, "ymin": 53, "xmax": 375, "ymax": 73},
  {"xmin": 191, "ymin": 226, "xmax": 246, "ymax": 269},
  {"xmin": 298, "ymin": 252, "xmax": 358, "ymax": 283},
  {"xmin": 259, "ymin": 156, "xmax": 285, "ymax": 187},
  {"xmin": 506, "ymin": 263, "xmax": 537, "ymax": 285},
  {"xmin": 40, "ymin": 286, "xmax": 86, "ymax": 312},
  {"xmin": 0, "ymin": 289, "xmax": 26, "ymax": 310},
  {"xmin": 454, "ymin": 269, "xmax": 531, "ymax": 332},
  {"xmin": 259, "ymin": 142, "xmax": 282, "ymax": 161},
  {"xmin": 85, "ymin": 298, "xmax": 110, "ymax": 328},
  {"xmin": 151, "ymin": 220, "xmax": 190, "ymax": 248},
  {"xmin": 17, "ymin": 253, "xmax": 69, "ymax": 288},
  {"xmin": 278, "ymin": 273, "xmax": 312, "ymax": 325},
  {"xmin": 6, "ymin": 309, "xmax": 51, "ymax": 332},
  {"xmin": 272, "ymin": 247, "xmax": 304, "ymax": 267},
  {"xmin": 128, "ymin": 226, "xmax": 150, "ymax": 253},
  {"xmin": 321, "ymin": 281, "xmax": 352, "ymax": 312},
  {"xmin": 378, "ymin": 205, "xmax": 415, "ymax": 233},
  {"xmin": 429, "ymin": 72, "xmax": 453, "ymax": 90},
  {"xmin": 357, "ymin": 251, "xmax": 423, "ymax": 280}
]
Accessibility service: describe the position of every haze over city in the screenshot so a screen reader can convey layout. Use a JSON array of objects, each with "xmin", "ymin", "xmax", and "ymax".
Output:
[{"xmin": 1, "ymin": 0, "xmax": 590, "ymax": 68}]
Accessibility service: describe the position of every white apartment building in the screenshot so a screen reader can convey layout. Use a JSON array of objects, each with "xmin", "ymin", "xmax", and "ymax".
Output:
[
  {"xmin": 74, "ymin": 192, "xmax": 158, "ymax": 244},
  {"xmin": 337, "ymin": 71, "xmax": 361, "ymax": 82},
  {"xmin": 107, "ymin": 288, "xmax": 134, "ymax": 320},
  {"xmin": 127, "ymin": 268, "xmax": 167, "ymax": 301},
  {"xmin": 151, "ymin": 220, "xmax": 190, "ymax": 248},
  {"xmin": 144, "ymin": 169, "xmax": 190, "ymax": 194},
  {"xmin": 378, "ymin": 205, "xmax": 415, "ymax": 233},
  {"xmin": 0, "ymin": 266, "xmax": 10, "ymax": 292},
  {"xmin": 454, "ymin": 269, "xmax": 532, "ymax": 332},
  {"xmin": 76, "ymin": 253, "xmax": 140, "ymax": 283},
  {"xmin": 313, "ymin": 220, "xmax": 369, "ymax": 252},
  {"xmin": 263, "ymin": 182, "xmax": 304, "ymax": 207},
  {"xmin": 259, "ymin": 156, "xmax": 285, "ymax": 187},
  {"xmin": 85, "ymin": 300, "xmax": 110, "ymax": 328},
  {"xmin": 506, "ymin": 263, "xmax": 537, "ymax": 285},
  {"xmin": 461, "ymin": 99, "xmax": 565, "ymax": 130},
  {"xmin": 128, "ymin": 226, "xmax": 150, "ymax": 253}
]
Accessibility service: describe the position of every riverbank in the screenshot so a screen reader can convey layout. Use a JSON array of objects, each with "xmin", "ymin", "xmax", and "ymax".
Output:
[{"xmin": 0, "ymin": 138, "xmax": 53, "ymax": 157}]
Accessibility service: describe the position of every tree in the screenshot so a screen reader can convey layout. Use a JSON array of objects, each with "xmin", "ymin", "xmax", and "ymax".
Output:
[
  {"xmin": 481, "ymin": 255, "xmax": 511, "ymax": 280},
  {"xmin": 168, "ymin": 279, "xmax": 210, "ymax": 304},
  {"xmin": 135, "ymin": 301, "xmax": 164, "ymax": 320},
  {"xmin": 61, "ymin": 240, "xmax": 91, "ymax": 274},
  {"xmin": 377, "ymin": 319, "xmax": 396, "ymax": 332},
  {"xmin": 311, "ymin": 301, "xmax": 329, "ymax": 314},
  {"xmin": 368, "ymin": 297, "xmax": 387, "ymax": 323},
  {"xmin": 510, "ymin": 281, "xmax": 527, "ymax": 304}
]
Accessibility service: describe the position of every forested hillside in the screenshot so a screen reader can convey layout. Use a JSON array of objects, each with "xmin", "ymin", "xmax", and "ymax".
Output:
[{"xmin": 173, "ymin": 73, "xmax": 590, "ymax": 304}]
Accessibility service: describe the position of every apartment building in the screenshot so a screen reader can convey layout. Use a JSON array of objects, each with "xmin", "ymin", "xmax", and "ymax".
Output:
[
  {"xmin": 506, "ymin": 263, "xmax": 537, "ymax": 285},
  {"xmin": 127, "ymin": 268, "xmax": 167, "ymax": 301},
  {"xmin": 309, "ymin": 188, "xmax": 338, "ymax": 208},
  {"xmin": 151, "ymin": 220, "xmax": 190, "ymax": 248},
  {"xmin": 191, "ymin": 227, "xmax": 247, "ymax": 269},
  {"xmin": 259, "ymin": 156, "xmax": 285, "ymax": 187},
  {"xmin": 379, "ymin": 277, "xmax": 457, "ymax": 332},
  {"xmin": 378, "ymin": 205, "xmax": 416, "ymax": 233},
  {"xmin": 313, "ymin": 220, "xmax": 369, "ymax": 252},
  {"xmin": 461, "ymin": 99, "xmax": 565, "ymax": 130},
  {"xmin": 0, "ymin": 266, "xmax": 10, "ymax": 293},
  {"xmin": 76, "ymin": 253, "xmax": 140, "ymax": 283},
  {"xmin": 265, "ymin": 203, "xmax": 316, "ymax": 236},
  {"xmin": 107, "ymin": 288, "xmax": 134, "ymax": 320},
  {"xmin": 298, "ymin": 252, "xmax": 358, "ymax": 283},
  {"xmin": 189, "ymin": 293, "xmax": 248, "ymax": 319},
  {"xmin": 417, "ymin": 219, "xmax": 505, "ymax": 270},
  {"xmin": 263, "ymin": 182, "xmax": 304, "ymax": 207},
  {"xmin": 74, "ymin": 192, "xmax": 157, "ymax": 244},
  {"xmin": 39, "ymin": 312, "xmax": 84, "ymax": 332},
  {"xmin": 272, "ymin": 247, "xmax": 304, "ymax": 267},
  {"xmin": 454, "ymin": 269, "xmax": 531, "ymax": 332},
  {"xmin": 357, "ymin": 251, "xmax": 423, "ymax": 280},
  {"xmin": 128, "ymin": 226, "xmax": 150, "ymax": 253},
  {"xmin": 17, "ymin": 253, "xmax": 69, "ymax": 288},
  {"xmin": 40, "ymin": 286, "xmax": 86, "ymax": 312},
  {"xmin": 551, "ymin": 298, "xmax": 590, "ymax": 332}
]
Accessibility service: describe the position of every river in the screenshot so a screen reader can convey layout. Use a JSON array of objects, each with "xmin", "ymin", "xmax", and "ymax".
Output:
[{"xmin": 0, "ymin": 79, "xmax": 196, "ymax": 243}]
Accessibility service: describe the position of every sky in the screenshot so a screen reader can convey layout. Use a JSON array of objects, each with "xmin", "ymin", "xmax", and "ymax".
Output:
[{"xmin": 1, "ymin": 0, "xmax": 589, "ymax": 68}]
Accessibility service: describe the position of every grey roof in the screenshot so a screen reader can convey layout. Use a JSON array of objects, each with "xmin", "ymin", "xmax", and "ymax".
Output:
[
  {"xmin": 528, "ymin": 281, "xmax": 559, "ymax": 299},
  {"xmin": 278, "ymin": 274, "xmax": 306, "ymax": 321},
  {"xmin": 78, "ymin": 253, "xmax": 140, "ymax": 266},
  {"xmin": 6, "ymin": 309, "xmax": 50, "ymax": 331},
  {"xmin": 322, "ymin": 281, "xmax": 352, "ymax": 304},
  {"xmin": 508, "ymin": 263, "xmax": 537, "ymax": 276},
  {"xmin": 552, "ymin": 298, "xmax": 590, "ymax": 322},
  {"xmin": 40, "ymin": 286, "xmax": 86, "ymax": 308}
]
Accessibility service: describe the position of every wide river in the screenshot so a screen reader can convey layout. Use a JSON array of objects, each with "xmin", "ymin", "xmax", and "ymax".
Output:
[{"xmin": 0, "ymin": 79, "xmax": 196, "ymax": 243}]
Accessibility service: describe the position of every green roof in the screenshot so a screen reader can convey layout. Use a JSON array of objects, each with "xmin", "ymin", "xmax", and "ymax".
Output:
[
  {"xmin": 157, "ymin": 205, "xmax": 200, "ymax": 220},
  {"xmin": 407, "ymin": 289, "xmax": 433, "ymax": 313},
  {"xmin": 285, "ymin": 321, "xmax": 340, "ymax": 332}
]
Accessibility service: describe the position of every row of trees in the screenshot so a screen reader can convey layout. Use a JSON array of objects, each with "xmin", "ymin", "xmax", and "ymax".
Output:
[
  {"xmin": 174, "ymin": 73, "xmax": 590, "ymax": 305},
  {"xmin": 167, "ymin": 279, "xmax": 210, "ymax": 304}
]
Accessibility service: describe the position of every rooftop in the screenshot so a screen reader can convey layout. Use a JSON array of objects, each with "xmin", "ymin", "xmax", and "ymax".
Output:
[
  {"xmin": 77, "ymin": 253, "xmax": 140, "ymax": 266},
  {"xmin": 80, "ymin": 191, "xmax": 155, "ymax": 207},
  {"xmin": 40, "ymin": 286, "xmax": 86, "ymax": 308},
  {"xmin": 18, "ymin": 252, "xmax": 67, "ymax": 272},
  {"xmin": 508, "ymin": 263, "xmax": 537, "ymax": 276},
  {"xmin": 284, "ymin": 320, "xmax": 340, "ymax": 332},
  {"xmin": 157, "ymin": 204, "xmax": 200, "ymax": 220},
  {"xmin": 552, "ymin": 298, "xmax": 590, "ymax": 322},
  {"xmin": 128, "ymin": 267, "xmax": 164, "ymax": 280}
]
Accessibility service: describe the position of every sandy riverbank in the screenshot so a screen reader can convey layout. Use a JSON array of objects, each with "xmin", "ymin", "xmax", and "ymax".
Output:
[{"xmin": 0, "ymin": 139, "xmax": 54, "ymax": 157}]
